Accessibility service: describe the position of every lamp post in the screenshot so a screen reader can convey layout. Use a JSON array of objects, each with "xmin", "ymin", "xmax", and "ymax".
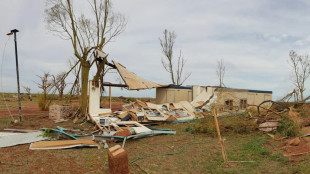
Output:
[{"xmin": 7, "ymin": 29, "xmax": 22, "ymax": 122}]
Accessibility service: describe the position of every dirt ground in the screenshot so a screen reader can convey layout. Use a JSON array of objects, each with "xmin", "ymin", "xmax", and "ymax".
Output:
[
  {"xmin": 0, "ymin": 101, "xmax": 47, "ymax": 117},
  {"xmin": 1, "ymin": 98, "xmax": 310, "ymax": 173}
]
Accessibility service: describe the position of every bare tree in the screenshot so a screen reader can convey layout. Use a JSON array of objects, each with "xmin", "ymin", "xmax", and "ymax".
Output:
[
  {"xmin": 52, "ymin": 72, "xmax": 67, "ymax": 100},
  {"xmin": 23, "ymin": 86, "xmax": 32, "ymax": 101},
  {"xmin": 216, "ymin": 59, "xmax": 226, "ymax": 87},
  {"xmin": 159, "ymin": 29, "xmax": 191, "ymax": 85},
  {"xmin": 45, "ymin": 0, "xmax": 126, "ymax": 116},
  {"xmin": 23, "ymin": 86, "xmax": 31, "ymax": 94},
  {"xmin": 289, "ymin": 50, "xmax": 310, "ymax": 101},
  {"xmin": 36, "ymin": 72, "xmax": 52, "ymax": 97},
  {"xmin": 36, "ymin": 72, "xmax": 52, "ymax": 111}
]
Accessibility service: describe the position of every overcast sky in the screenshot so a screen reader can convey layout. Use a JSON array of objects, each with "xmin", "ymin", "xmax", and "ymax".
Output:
[{"xmin": 1, "ymin": 0, "xmax": 310, "ymax": 99}]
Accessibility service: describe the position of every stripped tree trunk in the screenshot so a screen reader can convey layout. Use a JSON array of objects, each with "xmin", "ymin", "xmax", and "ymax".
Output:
[{"xmin": 80, "ymin": 61, "xmax": 90, "ymax": 116}]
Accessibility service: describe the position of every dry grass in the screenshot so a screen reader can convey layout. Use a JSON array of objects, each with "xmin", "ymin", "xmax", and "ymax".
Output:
[
  {"xmin": 1, "ymin": 118, "xmax": 310, "ymax": 173},
  {"xmin": 1, "ymin": 96, "xmax": 310, "ymax": 173}
]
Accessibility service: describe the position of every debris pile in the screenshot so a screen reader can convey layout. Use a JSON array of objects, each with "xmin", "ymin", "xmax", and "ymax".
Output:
[
  {"xmin": 250, "ymin": 100, "xmax": 310, "ymax": 158},
  {"xmin": 114, "ymin": 100, "xmax": 197, "ymax": 122}
]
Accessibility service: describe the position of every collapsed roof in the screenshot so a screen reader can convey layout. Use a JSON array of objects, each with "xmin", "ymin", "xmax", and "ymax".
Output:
[{"xmin": 113, "ymin": 60, "xmax": 167, "ymax": 90}]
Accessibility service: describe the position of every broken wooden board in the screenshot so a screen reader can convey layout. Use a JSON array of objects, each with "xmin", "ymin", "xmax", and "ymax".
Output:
[
  {"xmin": 132, "ymin": 127, "xmax": 152, "ymax": 134},
  {"xmin": 113, "ymin": 61, "xmax": 167, "ymax": 90},
  {"xmin": 117, "ymin": 111, "xmax": 132, "ymax": 121},
  {"xmin": 179, "ymin": 101, "xmax": 196, "ymax": 115},
  {"xmin": 111, "ymin": 121, "xmax": 152, "ymax": 134},
  {"xmin": 30, "ymin": 139, "xmax": 99, "ymax": 150}
]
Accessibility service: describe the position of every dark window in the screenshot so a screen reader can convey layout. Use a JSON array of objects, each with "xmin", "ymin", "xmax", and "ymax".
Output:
[
  {"xmin": 225, "ymin": 100, "xmax": 233, "ymax": 110},
  {"xmin": 239, "ymin": 99, "xmax": 247, "ymax": 109}
]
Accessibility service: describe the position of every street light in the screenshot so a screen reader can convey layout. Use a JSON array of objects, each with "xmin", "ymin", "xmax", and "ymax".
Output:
[{"xmin": 7, "ymin": 29, "xmax": 22, "ymax": 122}]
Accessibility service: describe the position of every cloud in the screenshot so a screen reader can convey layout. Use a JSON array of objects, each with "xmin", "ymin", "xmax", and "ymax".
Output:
[{"xmin": 1, "ymin": 0, "xmax": 310, "ymax": 100}]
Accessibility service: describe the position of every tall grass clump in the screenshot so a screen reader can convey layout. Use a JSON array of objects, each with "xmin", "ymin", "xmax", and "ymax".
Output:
[{"xmin": 37, "ymin": 94, "xmax": 50, "ymax": 111}]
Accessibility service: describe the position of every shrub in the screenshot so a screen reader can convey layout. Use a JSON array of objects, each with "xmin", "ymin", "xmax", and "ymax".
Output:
[
  {"xmin": 37, "ymin": 94, "xmax": 50, "ymax": 111},
  {"xmin": 277, "ymin": 114, "xmax": 300, "ymax": 137},
  {"xmin": 185, "ymin": 116, "xmax": 217, "ymax": 137},
  {"xmin": 125, "ymin": 97, "xmax": 135, "ymax": 103},
  {"xmin": 220, "ymin": 114, "xmax": 257, "ymax": 134},
  {"xmin": 185, "ymin": 113, "xmax": 257, "ymax": 136}
]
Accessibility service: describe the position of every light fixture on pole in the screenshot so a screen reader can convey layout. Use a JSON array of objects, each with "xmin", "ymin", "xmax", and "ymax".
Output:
[{"xmin": 7, "ymin": 29, "xmax": 22, "ymax": 122}]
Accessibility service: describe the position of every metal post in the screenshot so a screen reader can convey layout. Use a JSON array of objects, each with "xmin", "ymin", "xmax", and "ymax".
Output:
[
  {"xmin": 12, "ymin": 29, "xmax": 22, "ymax": 122},
  {"xmin": 109, "ymin": 86, "xmax": 112, "ymax": 109}
]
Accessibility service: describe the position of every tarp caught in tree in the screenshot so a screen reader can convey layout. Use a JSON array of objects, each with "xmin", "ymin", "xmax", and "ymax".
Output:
[{"xmin": 113, "ymin": 61, "xmax": 167, "ymax": 90}]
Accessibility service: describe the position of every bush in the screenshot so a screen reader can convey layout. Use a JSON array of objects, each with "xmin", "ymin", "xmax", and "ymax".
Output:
[
  {"xmin": 220, "ymin": 114, "xmax": 257, "ymax": 134},
  {"xmin": 277, "ymin": 114, "xmax": 300, "ymax": 137},
  {"xmin": 185, "ymin": 113, "xmax": 257, "ymax": 136},
  {"xmin": 37, "ymin": 94, "xmax": 50, "ymax": 111},
  {"xmin": 125, "ymin": 97, "xmax": 135, "ymax": 103},
  {"xmin": 185, "ymin": 116, "xmax": 217, "ymax": 137}
]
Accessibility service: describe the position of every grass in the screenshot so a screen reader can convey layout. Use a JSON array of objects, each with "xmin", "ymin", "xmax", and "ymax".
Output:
[
  {"xmin": 127, "ymin": 123, "xmax": 309, "ymax": 174},
  {"xmin": 0, "ymin": 118, "xmax": 310, "ymax": 173},
  {"xmin": 1, "ymin": 98, "xmax": 310, "ymax": 173}
]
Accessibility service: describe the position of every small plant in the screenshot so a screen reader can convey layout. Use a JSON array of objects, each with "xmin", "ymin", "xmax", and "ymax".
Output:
[{"xmin": 39, "ymin": 128, "xmax": 55, "ymax": 139}]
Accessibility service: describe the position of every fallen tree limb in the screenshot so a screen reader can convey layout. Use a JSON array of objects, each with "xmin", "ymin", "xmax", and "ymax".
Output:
[{"xmin": 247, "ymin": 104, "xmax": 283, "ymax": 117}]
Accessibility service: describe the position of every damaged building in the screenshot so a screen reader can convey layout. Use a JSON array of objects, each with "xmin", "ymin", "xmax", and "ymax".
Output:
[
  {"xmin": 90, "ymin": 50, "xmax": 273, "ymax": 122},
  {"xmin": 156, "ymin": 85, "xmax": 272, "ymax": 111}
]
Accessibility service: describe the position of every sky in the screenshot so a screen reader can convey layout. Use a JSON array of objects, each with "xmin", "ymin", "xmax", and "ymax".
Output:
[{"xmin": 1, "ymin": 0, "xmax": 310, "ymax": 99}]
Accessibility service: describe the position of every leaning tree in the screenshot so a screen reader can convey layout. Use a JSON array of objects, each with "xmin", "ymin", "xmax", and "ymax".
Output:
[{"xmin": 45, "ymin": 0, "xmax": 126, "ymax": 116}]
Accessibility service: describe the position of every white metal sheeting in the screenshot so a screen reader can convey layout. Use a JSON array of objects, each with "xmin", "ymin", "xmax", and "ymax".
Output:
[{"xmin": 0, "ymin": 131, "xmax": 48, "ymax": 148}]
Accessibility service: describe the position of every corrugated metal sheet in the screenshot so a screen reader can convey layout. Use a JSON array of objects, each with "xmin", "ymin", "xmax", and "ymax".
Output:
[{"xmin": 113, "ymin": 61, "xmax": 167, "ymax": 90}]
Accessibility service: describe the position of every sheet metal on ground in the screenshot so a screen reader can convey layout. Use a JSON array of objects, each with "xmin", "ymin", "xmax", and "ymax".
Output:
[{"xmin": 0, "ymin": 131, "xmax": 48, "ymax": 148}]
